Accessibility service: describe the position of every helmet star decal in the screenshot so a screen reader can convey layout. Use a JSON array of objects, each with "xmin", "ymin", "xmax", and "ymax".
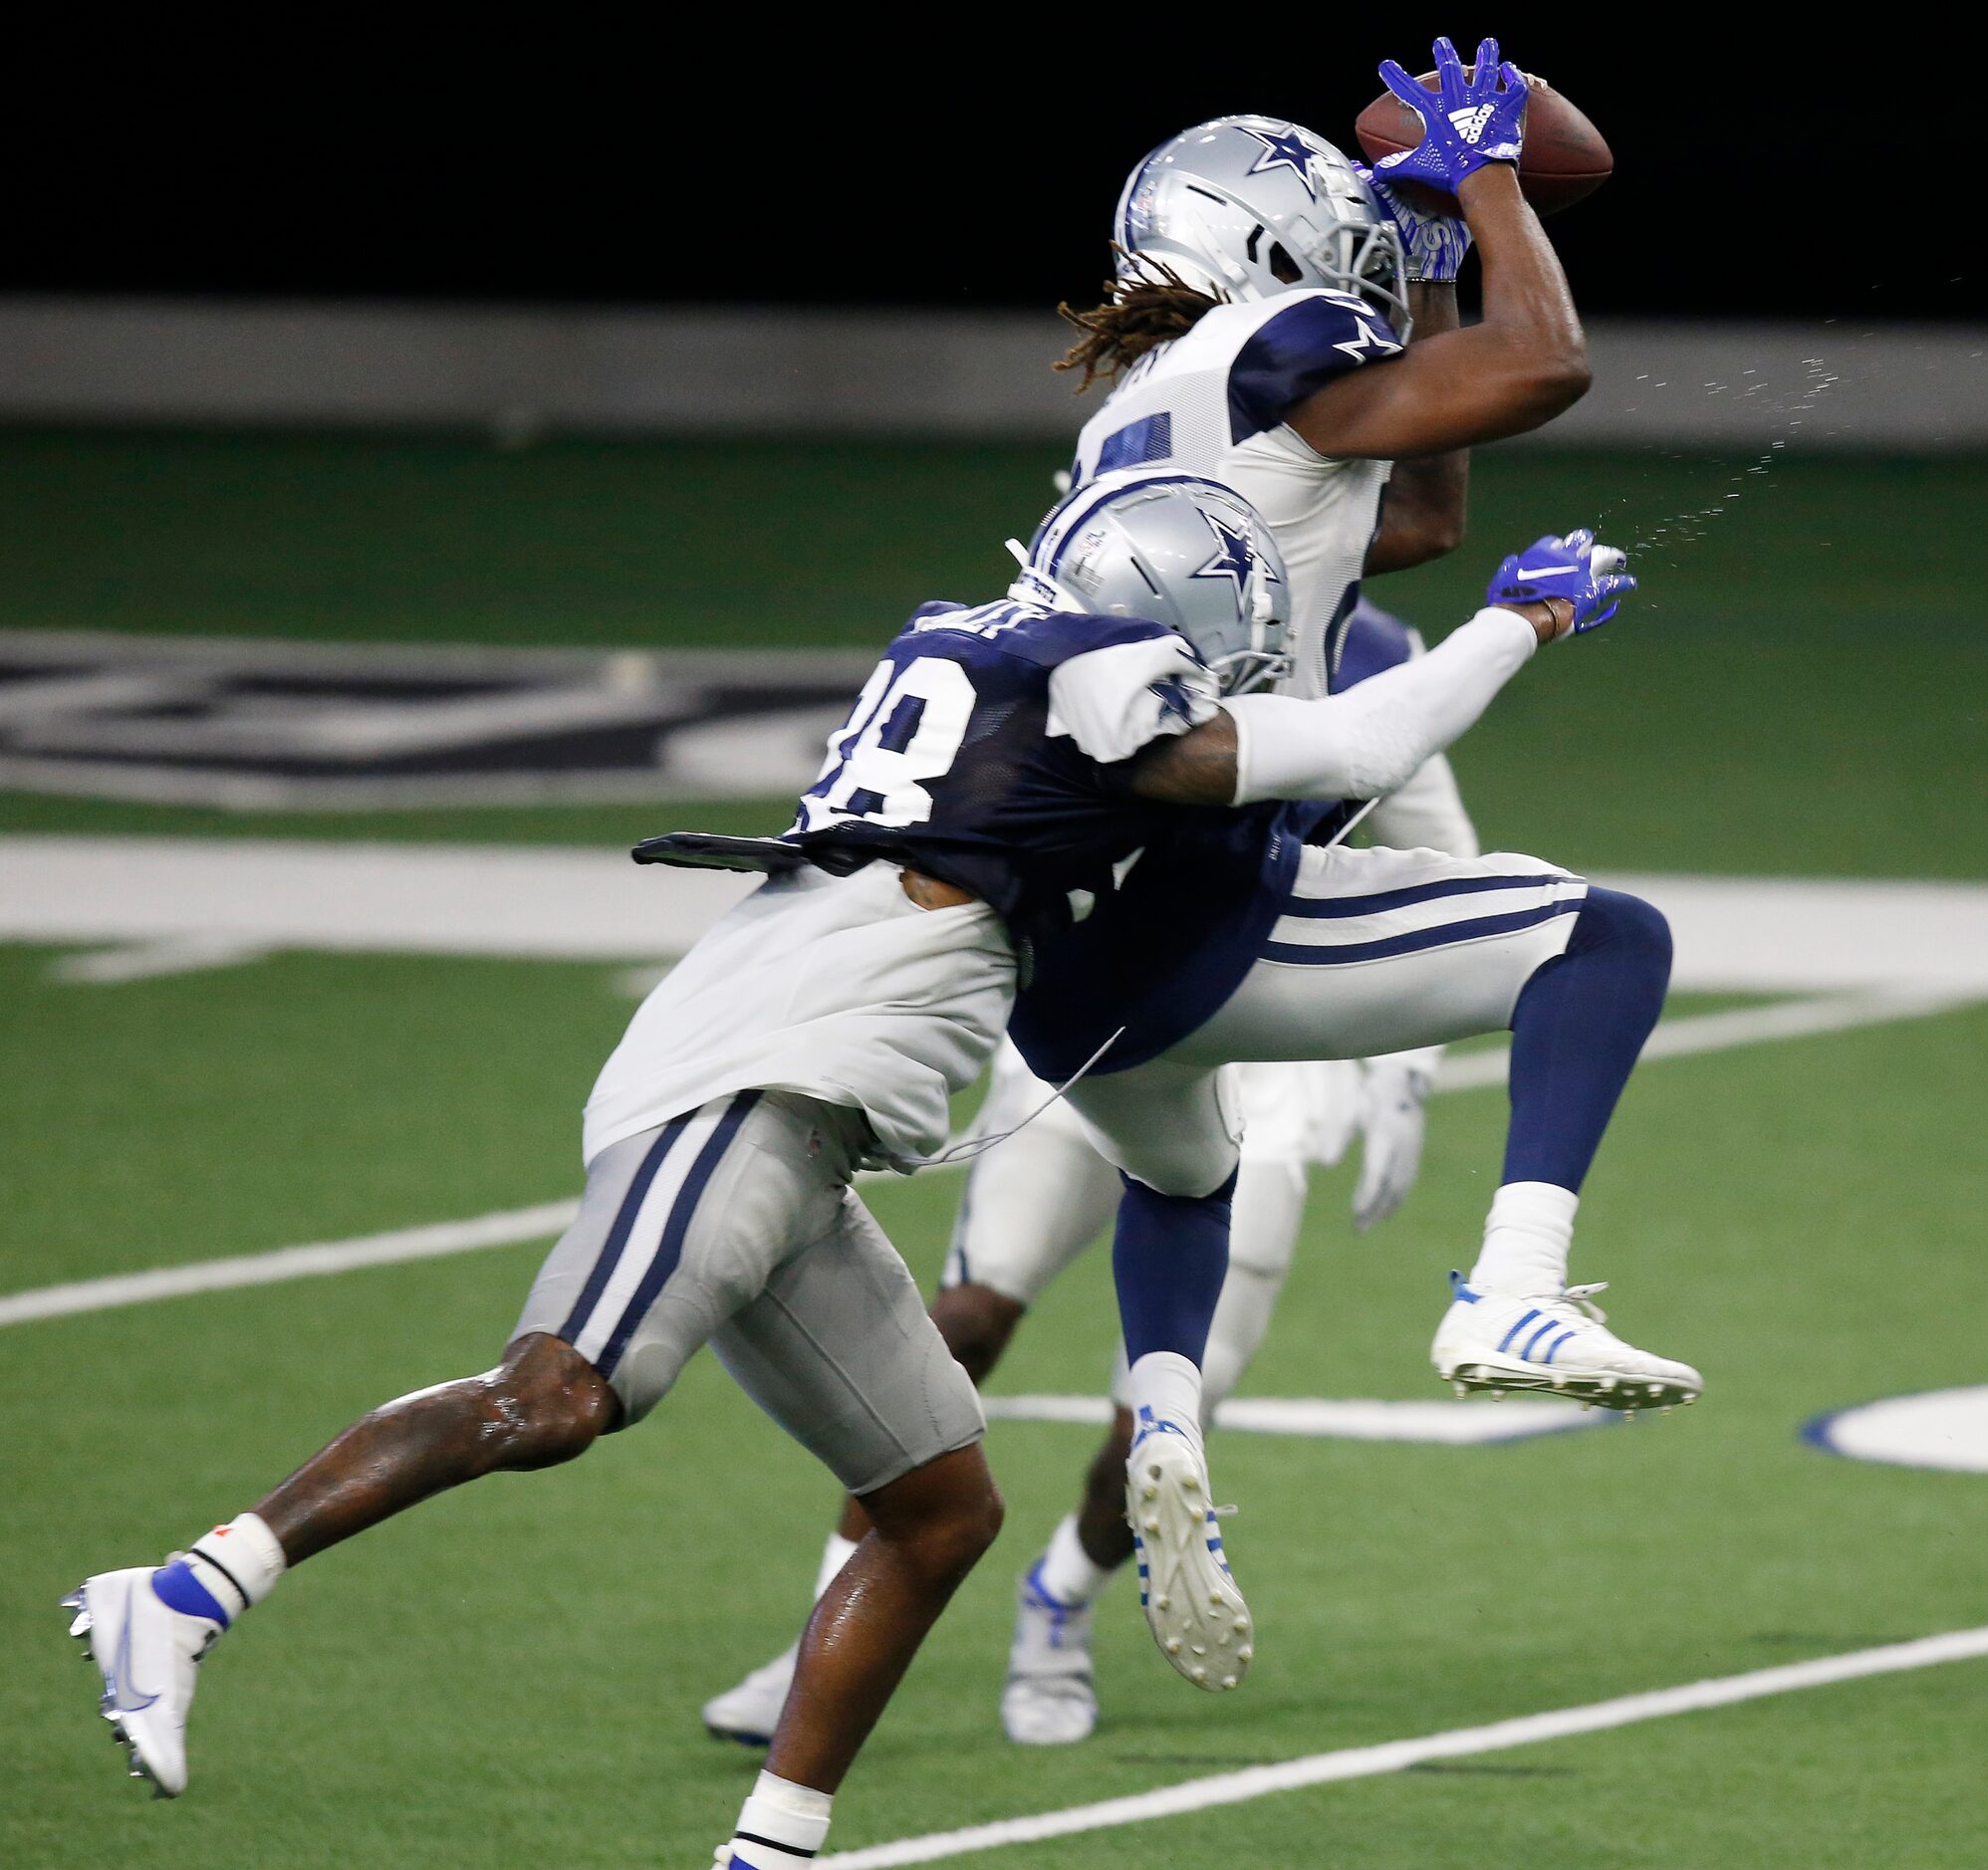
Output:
[
  {"xmin": 1238, "ymin": 122, "xmax": 1323, "ymax": 199},
  {"xmin": 1190, "ymin": 510, "xmax": 1270, "ymax": 605}
]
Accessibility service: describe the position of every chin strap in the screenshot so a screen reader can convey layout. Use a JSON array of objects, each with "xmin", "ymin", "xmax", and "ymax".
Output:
[{"xmin": 1248, "ymin": 550, "xmax": 1278, "ymax": 629}]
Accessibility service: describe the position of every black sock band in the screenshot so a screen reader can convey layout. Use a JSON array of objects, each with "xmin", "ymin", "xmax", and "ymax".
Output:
[{"xmin": 189, "ymin": 1542, "xmax": 251, "ymax": 1613}]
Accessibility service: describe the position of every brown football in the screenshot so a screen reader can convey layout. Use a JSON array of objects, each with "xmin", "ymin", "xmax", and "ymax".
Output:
[{"xmin": 1353, "ymin": 73, "xmax": 1612, "ymax": 217}]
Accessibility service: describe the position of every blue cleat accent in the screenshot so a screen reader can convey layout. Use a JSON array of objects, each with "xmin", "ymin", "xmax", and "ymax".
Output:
[
  {"xmin": 1128, "ymin": 1404, "xmax": 1193, "ymax": 1457},
  {"xmin": 1496, "ymin": 1307, "xmax": 1544, "ymax": 1353},
  {"xmin": 1019, "ymin": 1560, "xmax": 1088, "ymax": 1649},
  {"xmin": 149, "ymin": 1561, "xmax": 230, "ymax": 1630}
]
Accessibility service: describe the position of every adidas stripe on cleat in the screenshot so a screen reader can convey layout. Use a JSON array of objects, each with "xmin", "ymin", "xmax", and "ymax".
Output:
[{"xmin": 1432, "ymin": 1272, "xmax": 1703, "ymax": 1410}]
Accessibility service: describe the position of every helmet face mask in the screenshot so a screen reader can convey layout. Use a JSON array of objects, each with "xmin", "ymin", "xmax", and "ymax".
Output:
[
  {"xmin": 1009, "ymin": 471, "xmax": 1293, "ymax": 697},
  {"xmin": 1115, "ymin": 115, "xmax": 1411, "ymax": 341}
]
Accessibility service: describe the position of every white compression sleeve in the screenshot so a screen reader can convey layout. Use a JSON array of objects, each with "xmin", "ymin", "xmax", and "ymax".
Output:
[{"xmin": 1222, "ymin": 606, "xmax": 1538, "ymax": 806}]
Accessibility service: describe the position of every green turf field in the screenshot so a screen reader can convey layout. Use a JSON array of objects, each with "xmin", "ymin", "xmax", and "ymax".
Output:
[
  {"xmin": 3, "ymin": 430, "xmax": 1985, "ymax": 875},
  {"xmin": 4, "ymin": 431, "xmax": 1986, "ymax": 1866}
]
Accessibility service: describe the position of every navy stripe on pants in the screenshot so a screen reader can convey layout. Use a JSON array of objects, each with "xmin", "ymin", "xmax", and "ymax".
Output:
[
  {"xmin": 1263, "ymin": 898, "xmax": 1582, "ymax": 966},
  {"xmin": 1275, "ymin": 871, "xmax": 1578, "ymax": 920},
  {"xmin": 595, "ymin": 1090, "xmax": 764, "ymax": 1377},
  {"xmin": 557, "ymin": 1112, "xmax": 695, "ymax": 1345}
]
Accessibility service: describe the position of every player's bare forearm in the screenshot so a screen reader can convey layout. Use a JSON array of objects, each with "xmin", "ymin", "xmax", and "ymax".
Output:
[
  {"xmin": 1288, "ymin": 168, "xmax": 1588, "ymax": 461},
  {"xmin": 1458, "ymin": 161, "xmax": 1588, "ymax": 407},
  {"xmin": 1366, "ymin": 448, "xmax": 1468, "ymax": 570},
  {"xmin": 1126, "ymin": 708, "xmax": 1242, "ymax": 806},
  {"xmin": 1365, "ymin": 281, "xmax": 1469, "ymax": 573}
]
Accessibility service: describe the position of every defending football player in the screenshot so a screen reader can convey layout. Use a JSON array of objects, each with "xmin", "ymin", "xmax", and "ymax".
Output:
[
  {"xmin": 64, "ymin": 470, "xmax": 1618, "ymax": 1862},
  {"xmin": 704, "ymin": 598, "xmax": 1478, "ymax": 1750},
  {"xmin": 706, "ymin": 38, "xmax": 1643, "ymax": 1748}
]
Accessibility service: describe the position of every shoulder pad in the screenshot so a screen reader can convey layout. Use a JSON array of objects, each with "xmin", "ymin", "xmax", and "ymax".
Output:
[{"xmin": 1227, "ymin": 293, "xmax": 1404, "ymax": 444}]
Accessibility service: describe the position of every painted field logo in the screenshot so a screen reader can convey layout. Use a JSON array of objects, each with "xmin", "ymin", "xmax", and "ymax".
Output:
[
  {"xmin": 0, "ymin": 631, "xmax": 875, "ymax": 810},
  {"xmin": 1803, "ymin": 1388, "xmax": 1988, "ymax": 1473}
]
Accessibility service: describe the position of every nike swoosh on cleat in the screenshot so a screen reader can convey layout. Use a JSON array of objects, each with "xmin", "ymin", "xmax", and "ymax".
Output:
[
  {"xmin": 1517, "ymin": 565, "xmax": 1581, "ymax": 578},
  {"xmin": 110, "ymin": 1596, "xmax": 161, "ymax": 1715}
]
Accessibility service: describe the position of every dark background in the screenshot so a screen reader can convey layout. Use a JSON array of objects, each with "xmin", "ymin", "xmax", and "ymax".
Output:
[{"xmin": 13, "ymin": 22, "xmax": 1972, "ymax": 324}]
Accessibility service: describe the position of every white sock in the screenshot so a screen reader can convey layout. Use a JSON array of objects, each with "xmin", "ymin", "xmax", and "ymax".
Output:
[
  {"xmin": 730, "ymin": 1769, "xmax": 832, "ymax": 1866},
  {"xmin": 812, "ymin": 1531, "xmax": 860, "ymax": 1603},
  {"xmin": 1036, "ymin": 1512, "xmax": 1113, "ymax": 1605},
  {"xmin": 185, "ymin": 1512, "xmax": 287, "ymax": 1616},
  {"xmin": 1468, "ymin": 1182, "xmax": 1579, "ymax": 1294},
  {"xmin": 1122, "ymin": 1351, "xmax": 1206, "ymax": 1458}
]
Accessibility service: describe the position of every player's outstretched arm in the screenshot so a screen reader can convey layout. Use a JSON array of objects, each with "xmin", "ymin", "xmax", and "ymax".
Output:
[
  {"xmin": 1293, "ymin": 41, "xmax": 1589, "ymax": 463},
  {"xmin": 1128, "ymin": 530, "xmax": 1631, "ymax": 807},
  {"xmin": 1359, "ymin": 102, "xmax": 1487, "ymax": 573}
]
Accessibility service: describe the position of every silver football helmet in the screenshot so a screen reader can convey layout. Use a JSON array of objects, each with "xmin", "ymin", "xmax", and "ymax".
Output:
[
  {"xmin": 1114, "ymin": 115, "xmax": 1410, "ymax": 338},
  {"xmin": 1009, "ymin": 469, "xmax": 1292, "ymax": 695}
]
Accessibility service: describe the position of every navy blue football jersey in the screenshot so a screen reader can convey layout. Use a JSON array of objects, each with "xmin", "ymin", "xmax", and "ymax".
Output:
[
  {"xmin": 782, "ymin": 598, "xmax": 1221, "ymax": 963},
  {"xmin": 1010, "ymin": 598, "xmax": 1416, "ymax": 1080}
]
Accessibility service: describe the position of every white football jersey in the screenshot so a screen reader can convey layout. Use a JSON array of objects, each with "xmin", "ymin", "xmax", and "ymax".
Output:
[
  {"xmin": 1071, "ymin": 288, "xmax": 1402, "ymax": 699},
  {"xmin": 585, "ymin": 860, "xmax": 1016, "ymax": 1173}
]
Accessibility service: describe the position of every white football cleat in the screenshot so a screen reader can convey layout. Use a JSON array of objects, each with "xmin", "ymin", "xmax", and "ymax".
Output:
[
  {"xmin": 1432, "ymin": 1273, "xmax": 1703, "ymax": 1412},
  {"xmin": 702, "ymin": 1642, "xmax": 796, "ymax": 1748},
  {"xmin": 1000, "ymin": 1559, "xmax": 1099, "ymax": 1746},
  {"xmin": 1125, "ymin": 1410, "xmax": 1252, "ymax": 1694},
  {"xmin": 63, "ymin": 1564, "xmax": 227, "ymax": 1797}
]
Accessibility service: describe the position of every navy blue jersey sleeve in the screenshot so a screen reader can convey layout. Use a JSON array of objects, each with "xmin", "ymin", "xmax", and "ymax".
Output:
[
  {"xmin": 778, "ymin": 598, "xmax": 1203, "ymax": 964},
  {"xmin": 1227, "ymin": 292, "xmax": 1403, "ymax": 444}
]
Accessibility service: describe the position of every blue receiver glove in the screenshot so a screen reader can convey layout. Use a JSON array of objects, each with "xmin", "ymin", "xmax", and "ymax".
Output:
[
  {"xmin": 1356, "ymin": 163, "xmax": 1472, "ymax": 283},
  {"xmin": 1374, "ymin": 35, "xmax": 1528, "ymax": 196},
  {"xmin": 1487, "ymin": 529, "xmax": 1636, "ymax": 637}
]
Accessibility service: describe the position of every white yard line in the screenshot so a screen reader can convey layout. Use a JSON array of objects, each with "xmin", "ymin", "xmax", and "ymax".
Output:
[
  {"xmin": 0, "ymin": 1202, "xmax": 580, "ymax": 1328},
  {"xmin": 1436, "ymin": 986, "xmax": 1980, "ymax": 1091},
  {"xmin": 984, "ymin": 1392, "xmax": 1602, "ymax": 1446},
  {"xmin": 821, "ymin": 1627, "xmax": 1988, "ymax": 1867},
  {"xmin": 1, "ymin": 835, "xmax": 758, "ymax": 965},
  {"xmin": 14, "ymin": 844, "xmax": 1988, "ymax": 996},
  {"xmin": 3, "ymin": 986, "xmax": 1977, "ymax": 1333}
]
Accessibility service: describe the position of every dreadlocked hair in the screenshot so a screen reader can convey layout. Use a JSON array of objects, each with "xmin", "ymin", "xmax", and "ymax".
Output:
[{"xmin": 1055, "ymin": 247, "xmax": 1226, "ymax": 393}]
